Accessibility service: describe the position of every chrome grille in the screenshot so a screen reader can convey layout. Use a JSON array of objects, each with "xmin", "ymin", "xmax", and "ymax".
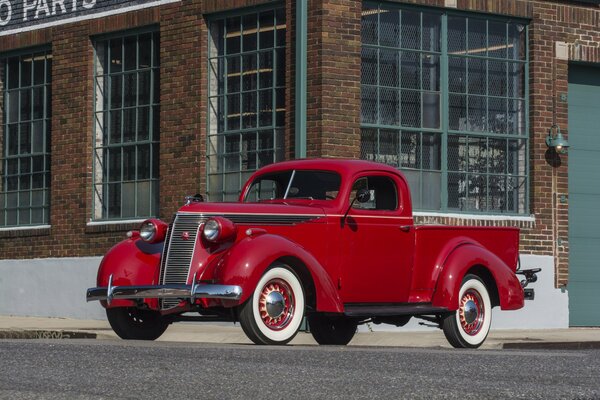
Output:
[{"xmin": 159, "ymin": 213, "xmax": 207, "ymax": 310}]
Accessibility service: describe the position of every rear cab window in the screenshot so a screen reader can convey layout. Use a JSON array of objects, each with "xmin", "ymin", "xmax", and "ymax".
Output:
[{"xmin": 350, "ymin": 175, "xmax": 398, "ymax": 211}]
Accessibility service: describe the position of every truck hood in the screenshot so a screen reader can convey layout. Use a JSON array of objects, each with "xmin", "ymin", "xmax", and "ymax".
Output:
[{"xmin": 177, "ymin": 201, "xmax": 327, "ymax": 224}]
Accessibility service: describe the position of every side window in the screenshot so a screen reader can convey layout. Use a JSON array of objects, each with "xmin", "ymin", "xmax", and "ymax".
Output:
[{"xmin": 350, "ymin": 176, "xmax": 398, "ymax": 211}]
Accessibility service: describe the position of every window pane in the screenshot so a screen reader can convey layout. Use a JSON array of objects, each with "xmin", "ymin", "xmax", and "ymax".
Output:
[
  {"xmin": 21, "ymin": 57, "xmax": 32, "ymax": 87},
  {"xmin": 110, "ymin": 39, "xmax": 123, "ymax": 73},
  {"xmin": 123, "ymin": 73, "xmax": 137, "ymax": 107},
  {"xmin": 379, "ymin": 88, "xmax": 399, "ymax": 126},
  {"xmin": 138, "ymin": 33, "xmax": 152, "ymax": 68},
  {"xmin": 259, "ymin": 51, "xmax": 273, "ymax": 88},
  {"xmin": 259, "ymin": 10, "xmax": 275, "ymax": 49},
  {"xmin": 242, "ymin": 54, "xmax": 257, "ymax": 91},
  {"xmin": 422, "ymin": 12, "xmax": 441, "ymax": 52},
  {"xmin": 8, "ymin": 57, "xmax": 20, "ymax": 89},
  {"xmin": 226, "ymin": 17, "xmax": 241, "ymax": 54},
  {"xmin": 401, "ymin": 10, "xmax": 420, "ymax": 50},
  {"xmin": 33, "ymin": 54, "xmax": 47, "ymax": 85},
  {"xmin": 468, "ymin": 19, "xmax": 486, "ymax": 56},
  {"xmin": 362, "ymin": 4, "xmax": 378, "ymax": 45},
  {"xmin": 488, "ymin": 21, "xmax": 507, "ymax": 59},
  {"xmin": 242, "ymin": 14, "xmax": 257, "ymax": 52},
  {"xmin": 362, "ymin": 48, "xmax": 377, "ymax": 86},
  {"xmin": 124, "ymin": 36, "xmax": 137, "ymax": 71},
  {"xmin": 379, "ymin": 50, "xmax": 399, "ymax": 87},
  {"xmin": 380, "ymin": 9, "xmax": 399, "ymax": 48}
]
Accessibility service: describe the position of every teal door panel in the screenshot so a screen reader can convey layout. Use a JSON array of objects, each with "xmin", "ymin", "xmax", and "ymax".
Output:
[
  {"xmin": 568, "ymin": 63, "xmax": 600, "ymax": 327},
  {"xmin": 569, "ymin": 155, "xmax": 600, "ymax": 194},
  {"xmin": 569, "ymin": 239, "xmax": 600, "ymax": 280},
  {"xmin": 569, "ymin": 194, "xmax": 600, "ymax": 239},
  {"xmin": 568, "ymin": 282, "xmax": 600, "ymax": 326}
]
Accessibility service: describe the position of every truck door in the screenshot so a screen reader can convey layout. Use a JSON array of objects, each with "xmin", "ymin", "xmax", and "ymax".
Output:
[{"xmin": 340, "ymin": 173, "xmax": 414, "ymax": 303}]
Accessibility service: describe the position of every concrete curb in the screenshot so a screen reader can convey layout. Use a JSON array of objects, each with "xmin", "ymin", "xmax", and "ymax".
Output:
[
  {"xmin": 502, "ymin": 341, "xmax": 600, "ymax": 350},
  {"xmin": 0, "ymin": 329, "xmax": 99, "ymax": 340},
  {"xmin": 2, "ymin": 327, "xmax": 600, "ymax": 350}
]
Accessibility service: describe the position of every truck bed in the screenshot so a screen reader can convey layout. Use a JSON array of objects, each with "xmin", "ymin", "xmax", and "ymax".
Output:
[{"xmin": 410, "ymin": 225, "xmax": 520, "ymax": 302}]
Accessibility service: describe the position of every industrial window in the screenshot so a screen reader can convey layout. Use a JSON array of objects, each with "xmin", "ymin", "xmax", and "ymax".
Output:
[
  {"xmin": 93, "ymin": 30, "xmax": 160, "ymax": 220},
  {"xmin": 0, "ymin": 49, "xmax": 52, "ymax": 227},
  {"xmin": 361, "ymin": 3, "xmax": 528, "ymax": 214},
  {"xmin": 208, "ymin": 7, "xmax": 286, "ymax": 201}
]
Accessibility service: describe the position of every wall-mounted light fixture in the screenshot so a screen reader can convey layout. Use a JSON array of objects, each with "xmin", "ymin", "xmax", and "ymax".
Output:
[{"xmin": 546, "ymin": 125, "xmax": 569, "ymax": 154}]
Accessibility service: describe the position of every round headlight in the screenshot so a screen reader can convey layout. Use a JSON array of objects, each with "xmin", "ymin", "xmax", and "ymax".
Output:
[
  {"xmin": 203, "ymin": 219, "xmax": 221, "ymax": 242},
  {"xmin": 139, "ymin": 221, "xmax": 157, "ymax": 242}
]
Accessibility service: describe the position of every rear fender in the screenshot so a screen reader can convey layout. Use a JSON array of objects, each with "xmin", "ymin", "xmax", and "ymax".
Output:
[
  {"xmin": 96, "ymin": 238, "xmax": 163, "ymax": 309},
  {"xmin": 432, "ymin": 244, "xmax": 524, "ymax": 311},
  {"xmin": 212, "ymin": 234, "xmax": 343, "ymax": 313}
]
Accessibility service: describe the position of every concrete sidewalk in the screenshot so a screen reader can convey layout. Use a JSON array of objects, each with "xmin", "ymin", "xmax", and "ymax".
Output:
[{"xmin": 1, "ymin": 315, "xmax": 599, "ymax": 349}]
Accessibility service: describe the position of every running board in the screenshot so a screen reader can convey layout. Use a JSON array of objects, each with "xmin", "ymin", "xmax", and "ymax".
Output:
[{"xmin": 344, "ymin": 303, "xmax": 449, "ymax": 318}]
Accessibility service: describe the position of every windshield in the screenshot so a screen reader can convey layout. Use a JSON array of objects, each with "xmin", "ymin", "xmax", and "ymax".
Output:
[{"xmin": 244, "ymin": 170, "xmax": 342, "ymax": 202}]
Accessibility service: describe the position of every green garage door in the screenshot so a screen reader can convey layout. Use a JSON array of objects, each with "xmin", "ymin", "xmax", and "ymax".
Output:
[{"xmin": 568, "ymin": 64, "xmax": 600, "ymax": 326}]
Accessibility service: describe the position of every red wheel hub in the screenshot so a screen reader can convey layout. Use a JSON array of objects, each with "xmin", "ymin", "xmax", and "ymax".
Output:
[
  {"xmin": 458, "ymin": 289, "xmax": 484, "ymax": 336},
  {"xmin": 258, "ymin": 279, "xmax": 295, "ymax": 331}
]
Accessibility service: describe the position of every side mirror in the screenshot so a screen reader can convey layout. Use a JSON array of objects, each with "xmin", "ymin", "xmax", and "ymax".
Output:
[
  {"xmin": 356, "ymin": 188, "xmax": 371, "ymax": 204},
  {"xmin": 185, "ymin": 193, "xmax": 204, "ymax": 205},
  {"xmin": 342, "ymin": 188, "xmax": 371, "ymax": 227}
]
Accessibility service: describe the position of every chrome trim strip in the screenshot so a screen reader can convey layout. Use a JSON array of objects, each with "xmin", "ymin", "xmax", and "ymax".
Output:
[{"xmin": 86, "ymin": 283, "xmax": 243, "ymax": 302}]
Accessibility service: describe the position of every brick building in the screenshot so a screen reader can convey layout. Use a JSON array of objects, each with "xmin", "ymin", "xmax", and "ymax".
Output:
[{"xmin": 0, "ymin": 0, "xmax": 598, "ymax": 327}]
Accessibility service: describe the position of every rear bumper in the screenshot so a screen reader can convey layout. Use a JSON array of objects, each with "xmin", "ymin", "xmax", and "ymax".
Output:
[{"xmin": 86, "ymin": 274, "xmax": 242, "ymax": 304}]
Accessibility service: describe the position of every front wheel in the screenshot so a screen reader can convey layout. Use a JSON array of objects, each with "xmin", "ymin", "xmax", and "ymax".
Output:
[
  {"xmin": 442, "ymin": 274, "xmax": 492, "ymax": 349},
  {"xmin": 106, "ymin": 307, "xmax": 169, "ymax": 340},
  {"xmin": 308, "ymin": 314, "xmax": 357, "ymax": 345},
  {"xmin": 239, "ymin": 266, "xmax": 305, "ymax": 345}
]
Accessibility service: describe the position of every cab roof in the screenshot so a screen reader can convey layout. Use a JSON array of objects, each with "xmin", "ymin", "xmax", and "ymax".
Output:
[{"xmin": 252, "ymin": 158, "xmax": 405, "ymax": 179}]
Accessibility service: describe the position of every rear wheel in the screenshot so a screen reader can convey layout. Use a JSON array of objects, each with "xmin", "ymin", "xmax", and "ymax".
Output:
[
  {"xmin": 308, "ymin": 314, "xmax": 357, "ymax": 345},
  {"xmin": 239, "ymin": 266, "xmax": 305, "ymax": 345},
  {"xmin": 106, "ymin": 307, "xmax": 169, "ymax": 340},
  {"xmin": 442, "ymin": 274, "xmax": 492, "ymax": 348}
]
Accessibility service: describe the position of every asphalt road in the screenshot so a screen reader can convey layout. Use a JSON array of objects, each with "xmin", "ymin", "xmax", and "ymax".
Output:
[{"xmin": 0, "ymin": 340, "xmax": 599, "ymax": 400}]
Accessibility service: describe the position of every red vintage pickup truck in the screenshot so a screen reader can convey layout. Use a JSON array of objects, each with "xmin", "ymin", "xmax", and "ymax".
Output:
[{"xmin": 87, "ymin": 159, "xmax": 538, "ymax": 348}]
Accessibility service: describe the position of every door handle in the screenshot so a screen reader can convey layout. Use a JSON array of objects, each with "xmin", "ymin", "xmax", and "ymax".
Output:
[{"xmin": 399, "ymin": 225, "xmax": 412, "ymax": 232}]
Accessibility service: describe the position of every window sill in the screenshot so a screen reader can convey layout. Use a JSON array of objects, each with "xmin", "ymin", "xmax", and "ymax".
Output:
[
  {"xmin": 85, "ymin": 219, "xmax": 145, "ymax": 234},
  {"xmin": 0, "ymin": 225, "xmax": 51, "ymax": 238},
  {"xmin": 413, "ymin": 212, "xmax": 535, "ymax": 228}
]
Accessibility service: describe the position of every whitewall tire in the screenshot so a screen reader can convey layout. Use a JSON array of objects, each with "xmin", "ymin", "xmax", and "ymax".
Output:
[
  {"xmin": 442, "ymin": 274, "xmax": 492, "ymax": 348},
  {"xmin": 239, "ymin": 266, "xmax": 305, "ymax": 345}
]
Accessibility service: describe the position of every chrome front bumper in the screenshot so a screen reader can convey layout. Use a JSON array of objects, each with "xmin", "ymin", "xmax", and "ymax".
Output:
[{"xmin": 86, "ymin": 274, "xmax": 242, "ymax": 305}]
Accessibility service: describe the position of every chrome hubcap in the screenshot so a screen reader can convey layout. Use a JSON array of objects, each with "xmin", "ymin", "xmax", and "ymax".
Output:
[
  {"xmin": 459, "ymin": 289, "xmax": 484, "ymax": 336},
  {"xmin": 265, "ymin": 291, "xmax": 285, "ymax": 318},
  {"xmin": 258, "ymin": 278, "xmax": 295, "ymax": 331},
  {"xmin": 463, "ymin": 300, "xmax": 478, "ymax": 325}
]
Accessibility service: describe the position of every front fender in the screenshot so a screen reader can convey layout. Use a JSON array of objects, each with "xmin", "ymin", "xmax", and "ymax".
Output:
[
  {"xmin": 432, "ymin": 244, "xmax": 524, "ymax": 311},
  {"xmin": 96, "ymin": 238, "xmax": 163, "ymax": 309},
  {"xmin": 212, "ymin": 234, "xmax": 343, "ymax": 313}
]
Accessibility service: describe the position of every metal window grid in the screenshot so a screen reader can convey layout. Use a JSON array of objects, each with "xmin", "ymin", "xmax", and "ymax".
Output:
[
  {"xmin": 207, "ymin": 6, "xmax": 286, "ymax": 202},
  {"xmin": 0, "ymin": 48, "xmax": 52, "ymax": 227},
  {"xmin": 92, "ymin": 28, "xmax": 160, "ymax": 220},
  {"xmin": 361, "ymin": 2, "xmax": 529, "ymax": 214}
]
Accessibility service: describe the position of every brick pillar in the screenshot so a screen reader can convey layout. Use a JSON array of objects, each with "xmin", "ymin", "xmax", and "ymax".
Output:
[
  {"xmin": 50, "ymin": 23, "xmax": 94, "ymax": 256},
  {"xmin": 159, "ymin": 1, "xmax": 204, "ymax": 219},
  {"xmin": 306, "ymin": 0, "xmax": 361, "ymax": 159}
]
